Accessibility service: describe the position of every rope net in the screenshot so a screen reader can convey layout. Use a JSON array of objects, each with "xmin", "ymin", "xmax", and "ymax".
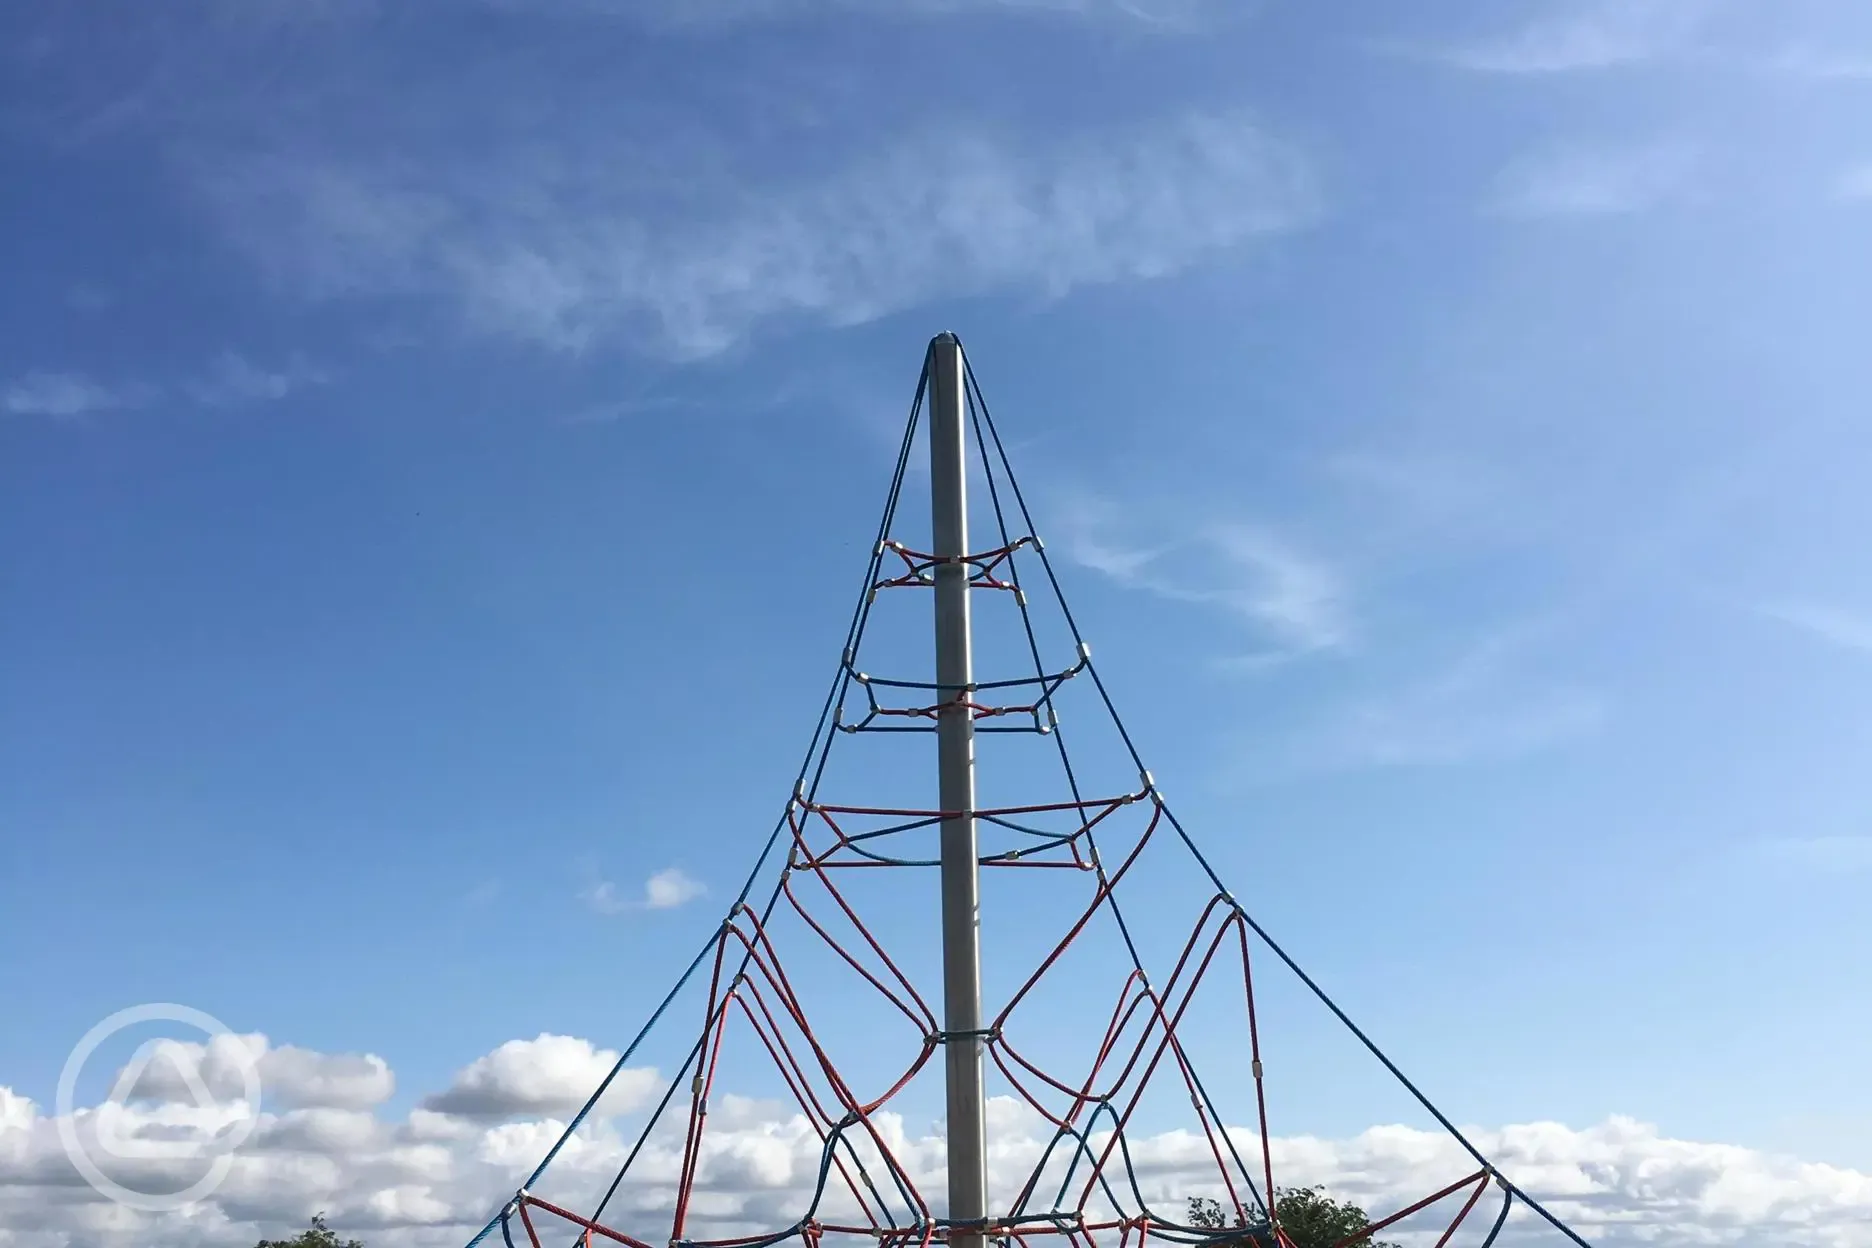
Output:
[{"xmin": 464, "ymin": 341, "xmax": 1595, "ymax": 1248}]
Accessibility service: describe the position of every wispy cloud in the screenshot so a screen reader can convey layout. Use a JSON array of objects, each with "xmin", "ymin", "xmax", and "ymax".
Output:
[
  {"xmin": 1423, "ymin": 0, "xmax": 1711, "ymax": 74},
  {"xmin": 1056, "ymin": 496, "xmax": 1350, "ymax": 664},
  {"xmin": 1488, "ymin": 140, "xmax": 1700, "ymax": 218},
  {"xmin": 584, "ymin": 866, "xmax": 706, "ymax": 914},
  {"xmin": 1320, "ymin": 449, "xmax": 1511, "ymax": 534},
  {"xmin": 1757, "ymin": 601, "xmax": 1872, "ymax": 653},
  {"xmin": 64, "ymin": 282, "xmax": 114, "ymax": 312},
  {"xmin": 462, "ymin": 880, "xmax": 501, "ymax": 906},
  {"xmin": 5, "ymin": 355, "xmax": 325, "ymax": 419},
  {"xmin": 1836, "ymin": 166, "xmax": 1872, "ymax": 202},
  {"xmin": 1248, "ymin": 626, "xmax": 1608, "ymax": 776},
  {"xmin": 185, "ymin": 351, "xmax": 328, "ymax": 406},
  {"xmin": 577, "ymin": 0, "xmax": 1218, "ymax": 23},
  {"xmin": 195, "ymin": 109, "xmax": 1317, "ymax": 358},
  {"xmin": 1753, "ymin": 835, "xmax": 1872, "ymax": 873},
  {"xmin": 1317, "ymin": 683, "xmax": 1606, "ymax": 770},
  {"xmin": 1764, "ymin": 45, "xmax": 1872, "ymax": 82},
  {"xmin": 1203, "ymin": 525, "xmax": 1349, "ymax": 658},
  {"xmin": 3, "ymin": 371, "xmax": 140, "ymax": 419}
]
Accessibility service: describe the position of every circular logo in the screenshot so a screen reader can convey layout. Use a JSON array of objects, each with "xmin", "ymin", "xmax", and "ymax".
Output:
[{"xmin": 56, "ymin": 1004, "xmax": 262, "ymax": 1212}]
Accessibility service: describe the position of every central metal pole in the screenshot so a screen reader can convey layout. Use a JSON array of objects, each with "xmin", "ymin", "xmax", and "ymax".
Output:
[{"xmin": 928, "ymin": 332, "xmax": 988, "ymax": 1248}]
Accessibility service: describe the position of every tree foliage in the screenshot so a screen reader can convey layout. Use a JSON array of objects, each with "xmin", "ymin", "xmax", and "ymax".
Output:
[
  {"xmin": 254, "ymin": 1214, "xmax": 364, "ymax": 1248},
  {"xmin": 1187, "ymin": 1191, "xmax": 1399, "ymax": 1248}
]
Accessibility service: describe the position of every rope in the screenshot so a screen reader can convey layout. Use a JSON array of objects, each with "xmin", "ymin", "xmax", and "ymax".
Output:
[{"xmin": 463, "ymin": 339, "xmax": 1597, "ymax": 1248}]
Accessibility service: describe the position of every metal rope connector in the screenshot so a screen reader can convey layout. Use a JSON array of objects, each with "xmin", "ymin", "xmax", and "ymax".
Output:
[{"xmin": 931, "ymin": 1025, "xmax": 1001, "ymax": 1045}]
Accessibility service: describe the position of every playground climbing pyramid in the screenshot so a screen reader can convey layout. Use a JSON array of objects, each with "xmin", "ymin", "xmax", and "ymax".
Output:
[{"xmin": 466, "ymin": 337, "xmax": 1597, "ymax": 1248}]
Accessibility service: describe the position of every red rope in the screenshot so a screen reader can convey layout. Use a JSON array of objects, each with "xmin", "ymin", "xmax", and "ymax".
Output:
[
  {"xmin": 514, "ymin": 1199, "xmax": 547, "ymax": 1248},
  {"xmin": 520, "ymin": 1197, "xmax": 655, "ymax": 1248},
  {"xmin": 548, "ymin": 760, "xmax": 1500, "ymax": 1248},
  {"xmin": 1236, "ymin": 917, "xmax": 1277, "ymax": 1228},
  {"xmin": 1326, "ymin": 1170, "xmax": 1489, "ymax": 1248},
  {"xmin": 1431, "ymin": 1174, "xmax": 1491, "ymax": 1248},
  {"xmin": 780, "ymin": 866, "xmax": 937, "ymax": 1032}
]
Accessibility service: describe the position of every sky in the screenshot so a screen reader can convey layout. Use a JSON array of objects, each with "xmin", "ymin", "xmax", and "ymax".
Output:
[{"xmin": 4, "ymin": 0, "xmax": 1872, "ymax": 1244}]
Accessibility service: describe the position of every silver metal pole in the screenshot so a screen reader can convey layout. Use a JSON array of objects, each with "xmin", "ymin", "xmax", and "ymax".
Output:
[{"xmin": 928, "ymin": 332, "xmax": 988, "ymax": 1248}]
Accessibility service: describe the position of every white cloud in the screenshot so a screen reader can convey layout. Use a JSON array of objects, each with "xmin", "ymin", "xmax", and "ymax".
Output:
[
  {"xmin": 582, "ymin": 880, "xmax": 628, "ymax": 915},
  {"xmin": 258, "ymin": 1048, "xmax": 395, "ymax": 1111},
  {"xmin": 3, "ymin": 371, "xmax": 132, "ymax": 418},
  {"xmin": 1758, "ymin": 601, "xmax": 1872, "ymax": 652},
  {"xmin": 4, "ymin": 1029, "xmax": 1872, "ymax": 1248},
  {"xmin": 4, "ymin": 354, "xmax": 324, "ymax": 420},
  {"xmin": 1427, "ymin": 0, "xmax": 1711, "ymax": 74},
  {"xmin": 121, "ymin": 1035, "xmax": 393, "ymax": 1110},
  {"xmin": 196, "ymin": 109, "xmax": 1317, "ymax": 358},
  {"xmin": 585, "ymin": 867, "xmax": 707, "ymax": 914},
  {"xmin": 421, "ymin": 1035, "xmax": 662, "ymax": 1120},
  {"xmin": 1489, "ymin": 141, "xmax": 1700, "ymax": 218},
  {"xmin": 1201, "ymin": 525, "xmax": 1349, "ymax": 658},
  {"xmin": 185, "ymin": 352, "xmax": 328, "ymax": 407},
  {"xmin": 1056, "ymin": 497, "xmax": 1350, "ymax": 662},
  {"xmin": 642, "ymin": 867, "xmax": 706, "ymax": 910}
]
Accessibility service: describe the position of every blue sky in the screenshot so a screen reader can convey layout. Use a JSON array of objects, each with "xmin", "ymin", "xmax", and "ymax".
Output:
[{"xmin": 5, "ymin": 1, "xmax": 1872, "ymax": 1244}]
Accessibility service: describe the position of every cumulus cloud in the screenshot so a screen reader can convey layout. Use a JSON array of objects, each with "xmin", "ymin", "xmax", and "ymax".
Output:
[
  {"xmin": 643, "ymin": 867, "xmax": 706, "ymax": 909},
  {"xmin": 259, "ymin": 1048, "xmax": 395, "ymax": 1111},
  {"xmin": 3, "ymin": 1032, "xmax": 1872, "ymax": 1248},
  {"xmin": 420, "ymin": 1035, "xmax": 661, "ymax": 1120},
  {"xmin": 121, "ymin": 1034, "xmax": 393, "ymax": 1111},
  {"xmin": 584, "ymin": 867, "xmax": 707, "ymax": 914}
]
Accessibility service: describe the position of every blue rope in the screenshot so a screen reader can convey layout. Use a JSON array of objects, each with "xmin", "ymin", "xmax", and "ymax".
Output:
[
  {"xmin": 523, "ymin": 928, "xmax": 721, "ymax": 1188},
  {"xmin": 1480, "ymin": 1185, "xmax": 1514, "ymax": 1247},
  {"xmin": 577, "ymin": 1027, "xmax": 710, "ymax": 1242}
]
